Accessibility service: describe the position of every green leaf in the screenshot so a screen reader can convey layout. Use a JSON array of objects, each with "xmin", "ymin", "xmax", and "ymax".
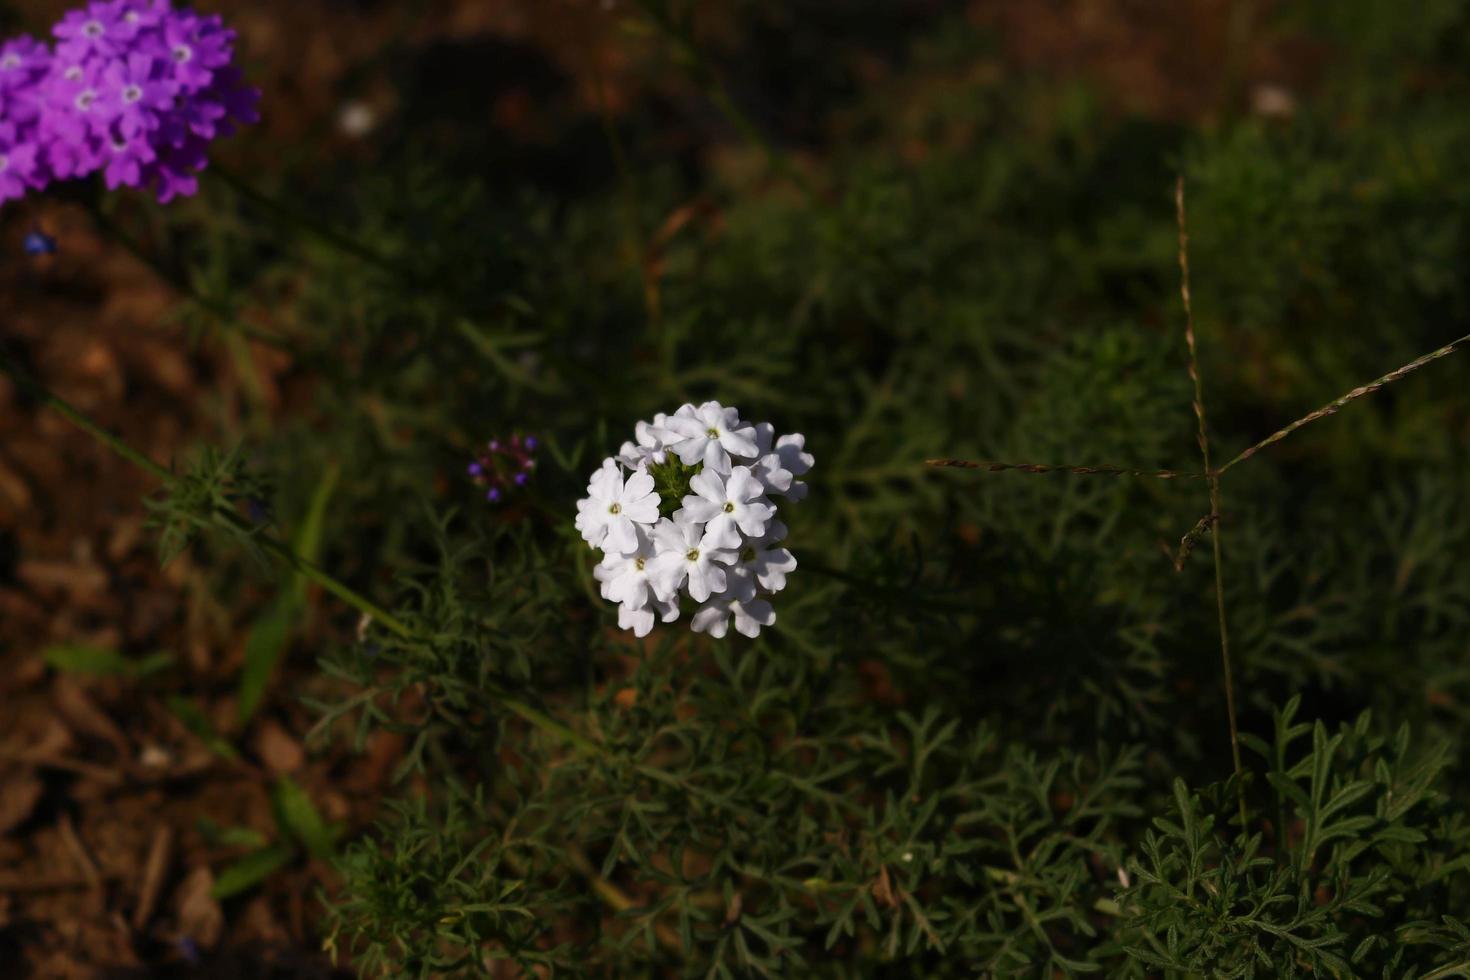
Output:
[
  {"xmin": 237, "ymin": 598, "xmax": 296, "ymax": 726},
  {"xmin": 271, "ymin": 775, "xmax": 336, "ymax": 860},
  {"xmin": 44, "ymin": 645, "xmax": 173, "ymax": 679},
  {"xmin": 197, "ymin": 818, "xmax": 270, "ymax": 849},
  {"xmin": 165, "ymin": 695, "xmax": 239, "ymax": 760},
  {"xmin": 211, "ymin": 843, "xmax": 295, "ymax": 900},
  {"xmin": 237, "ymin": 463, "xmax": 340, "ymax": 725},
  {"xmin": 290, "ymin": 462, "xmax": 340, "ymax": 604}
]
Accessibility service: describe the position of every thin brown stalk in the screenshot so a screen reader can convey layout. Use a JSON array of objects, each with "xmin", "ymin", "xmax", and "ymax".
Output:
[
  {"xmin": 1177, "ymin": 176, "xmax": 1247, "ymax": 830},
  {"xmin": 925, "ymin": 458, "xmax": 1204, "ymax": 479},
  {"xmin": 1216, "ymin": 331, "xmax": 1470, "ymax": 475}
]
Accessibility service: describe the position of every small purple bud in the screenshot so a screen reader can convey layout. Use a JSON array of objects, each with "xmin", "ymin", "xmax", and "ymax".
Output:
[
  {"xmin": 523, "ymin": 435, "xmax": 538, "ymax": 451},
  {"xmin": 487, "ymin": 487, "xmax": 502, "ymax": 502},
  {"xmin": 488, "ymin": 440, "xmax": 500, "ymax": 452},
  {"xmin": 23, "ymin": 231, "xmax": 57, "ymax": 257},
  {"xmin": 514, "ymin": 472, "xmax": 528, "ymax": 486},
  {"xmin": 467, "ymin": 462, "xmax": 483, "ymax": 477}
]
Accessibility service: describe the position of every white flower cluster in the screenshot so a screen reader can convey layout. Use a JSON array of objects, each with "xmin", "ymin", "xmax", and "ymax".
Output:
[{"xmin": 575, "ymin": 401, "xmax": 812, "ymax": 639}]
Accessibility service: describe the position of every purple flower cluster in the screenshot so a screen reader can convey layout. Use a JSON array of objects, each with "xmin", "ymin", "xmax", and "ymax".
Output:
[
  {"xmin": 468, "ymin": 434, "xmax": 538, "ymax": 503},
  {"xmin": 0, "ymin": 0, "xmax": 258, "ymax": 205}
]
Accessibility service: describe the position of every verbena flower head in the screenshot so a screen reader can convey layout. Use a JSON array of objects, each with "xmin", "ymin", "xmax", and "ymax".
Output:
[
  {"xmin": 0, "ymin": 0, "xmax": 259, "ymax": 205},
  {"xmin": 576, "ymin": 402, "xmax": 811, "ymax": 639},
  {"xmin": 468, "ymin": 433, "xmax": 537, "ymax": 504}
]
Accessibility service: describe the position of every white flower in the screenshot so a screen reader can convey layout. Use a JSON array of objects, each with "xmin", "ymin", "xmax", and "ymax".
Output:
[
  {"xmin": 674, "ymin": 465, "xmax": 773, "ymax": 549},
  {"xmin": 618, "ymin": 595, "xmax": 679, "ymax": 638},
  {"xmin": 691, "ymin": 596, "xmax": 775, "ymax": 638},
  {"xmin": 663, "ymin": 401, "xmax": 759, "ymax": 474},
  {"xmin": 576, "ymin": 403, "xmax": 811, "ymax": 639},
  {"xmin": 751, "ymin": 423, "xmax": 813, "ymax": 500},
  {"xmin": 648, "ymin": 516, "xmax": 736, "ymax": 602},
  {"xmin": 750, "ymin": 422, "xmax": 792, "ymax": 494},
  {"xmin": 618, "ymin": 413, "xmax": 673, "ymax": 469},
  {"xmin": 574, "ymin": 458, "xmax": 659, "ymax": 553},
  {"xmin": 774, "ymin": 433, "xmax": 813, "ymax": 501},
  {"xmin": 593, "ymin": 525, "xmax": 658, "ymax": 610},
  {"xmin": 725, "ymin": 527, "xmax": 797, "ymax": 601}
]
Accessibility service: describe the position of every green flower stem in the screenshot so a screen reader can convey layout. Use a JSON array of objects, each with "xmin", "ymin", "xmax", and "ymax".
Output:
[
  {"xmin": 0, "ymin": 352, "xmax": 172, "ymax": 483},
  {"xmin": 0, "ymin": 352, "xmax": 613, "ymax": 768}
]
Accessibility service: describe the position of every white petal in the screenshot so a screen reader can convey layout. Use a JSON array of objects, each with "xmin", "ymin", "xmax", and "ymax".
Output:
[
  {"xmin": 617, "ymin": 604, "xmax": 656, "ymax": 637},
  {"xmin": 676, "ymin": 499, "xmax": 722, "ymax": 525},
  {"xmin": 622, "ymin": 470, "xmax": 655, "ymax": 501},
  {"xmin": 776, "ymin": 434, "xmax": 813, "ymax": 475},
  {"xmin": 754, "ymin": 548, "xmax": 796, "ymax": 592},
  {"xmin": 688, "ymin": 560, "xmax": 727, "ymax": 603},
  {"xmin": 604, "ymin": 515, "xmax": 639, "ymax": 555},
  {"xmin": 651, "ymin": 518, "xmax": 688, "ymax": 554},
  {"xmin": 752, "ymin": 422, "xmax": 775, "ymax": 455},
  {"xmin": 647, "ymin": 553, "xmax": 687, "ymax": 600},
  {"xmin": 662, "ymin": 415, "xmax": 706, "ymax": 440},
  {"xmin": 732, "ymin": 599, "xmax": 775, "ymax": 638},
  {"xmin": 703, "ymin": 514, "xmax": 743, "ymax": 550},
  {"xmin": 621, "ymin": 496, "xmax": 661, "ymax": 525},
  {"xmin": 612, "ymin": 571, "xmax": 649, "ymax": 609},
  {"xmin": 577, "ymin": 512, "xmax": 608, "ymax": 548},
  {"xmin": 673, "ymin": 439, "xmax": 707, "ymax": 466},
  {"xmin": 725, "ymin": 564, "xmax": 758, "ymax": 602},
  {"xmin": 703, "ymin": 439, "xmax": 730, "ymax": 474},
  {"xmin": 720, "ymin": 425, "xmax": 759, "ymax": 460},
  {"xmin": 755, "ymin": 454, "xmax": 794, "ymax": 493},
  {"xmin": 653, "ymin": 595, "xmax": 681, "ymax": 623},
  {"xmin": 691, "ymin": 600, "xmax": 730, "ymax": 637},
  {"xmin": 588, "ymin": 458, "xmax": 622, "ymax": 499},
  {"xmin": 735, "ymin": 501, "xmax": 773, "ymax": 537},
  {"xmin": 688, "ymin": 469, "xmax": 727, "ymax": 505},
  {"xmin": 724, "ymin": 466, "xmax": 764, "ymax": 503}
]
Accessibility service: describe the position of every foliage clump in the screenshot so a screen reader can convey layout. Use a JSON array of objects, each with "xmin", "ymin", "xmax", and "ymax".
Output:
[{"xmin": 102, "ymin": 0, "xmax": 1470, "ymax": 974}]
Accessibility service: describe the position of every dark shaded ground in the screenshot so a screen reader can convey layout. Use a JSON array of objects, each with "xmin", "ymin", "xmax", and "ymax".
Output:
[{"xmin": 0, "ymin": 1, "xmax": 1315, "ymax": 974}]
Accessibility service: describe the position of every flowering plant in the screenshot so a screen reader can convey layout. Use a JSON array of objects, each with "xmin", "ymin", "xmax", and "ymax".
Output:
[
  {"xmin": 0, "ymin": 0, "xmax": 258, "ymax": 204},
  {"xmin": 575, "ymin": 402, "xmax": 811, "ymax": 638}
]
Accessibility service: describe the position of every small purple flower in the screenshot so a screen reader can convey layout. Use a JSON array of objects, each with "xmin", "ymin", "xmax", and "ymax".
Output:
[
  {"xmin": 176, "ymin": 934, "xmax": 201, "ymax": 964},
  {"xmin": 0, "ymin": 124, "xmax": 43, "ymax": 203},
  {"xmin": 468, "ymin": 432, "xmax": 539, "ymax": 505},
  {"xmin": 53, "ymin": 2, "xmax": 129, "ymax": 62},
  {"xmin": 115, "ymin": 0, "xmax": 170, "ymax": 35},
  {"xmin": 0, "ymin": 37, "xmax": 52, "ymax": 95},
  {"xmin": 102, "ymin": 126, "xmax": 156, "ymax": 189},
  {"xmin": 162, "ymin": 11, "xmax": 233, "ymax": 90},
  {"xmin": 24, "ymin": 230, "xmax": 58, "ymax": 255},
  {"xmin": 99, "ymin": 52, "xmax": 177, "ymax": 134}
]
